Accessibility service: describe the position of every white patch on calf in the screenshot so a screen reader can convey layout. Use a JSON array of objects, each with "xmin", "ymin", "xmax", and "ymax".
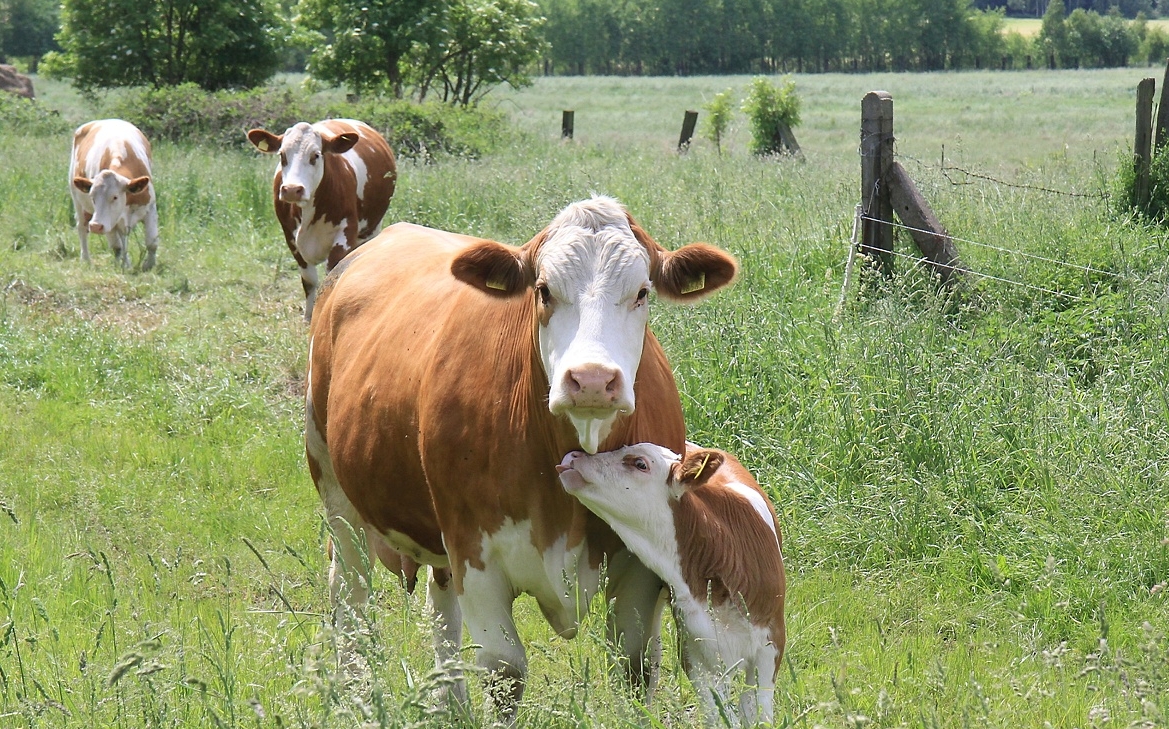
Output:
[{"xmin": 723, "ymin": 481, "xmax": 780, "ymax": 548}]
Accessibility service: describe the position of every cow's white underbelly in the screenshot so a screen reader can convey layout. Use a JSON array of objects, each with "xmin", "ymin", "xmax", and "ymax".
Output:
[{"xmin": 294, "ymin": 206, "xmax": 348, "ymax": 266}]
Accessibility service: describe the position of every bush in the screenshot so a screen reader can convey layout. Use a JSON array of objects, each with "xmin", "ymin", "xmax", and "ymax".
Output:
[
  {"xmin": 701, "ymin": 88, "xmax": 734, "ymax": 155},
  {"xmin": 740, "ymin": 76, "xmax": 801, "ymax": 156},
  {"xmin": 1115, "ymin": 144, "xmax": 1169, "ymax": 222},
  {"xmin": 108, "ymin": 84, "xmax": 513, "ymax": 159},
  {"xmin": 0, "ymin": 93, "xmax": 71, "ymax": 136}
]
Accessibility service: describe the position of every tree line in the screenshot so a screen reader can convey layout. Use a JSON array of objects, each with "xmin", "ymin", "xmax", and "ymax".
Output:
[{"xmin": 0, "ymin": 0, "xmax": 1166, "ymax": 104}]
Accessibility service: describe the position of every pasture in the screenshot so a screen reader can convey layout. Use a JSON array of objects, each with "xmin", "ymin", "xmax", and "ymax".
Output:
[{"xmin": 2, "ymin": 67, "xmax": 1169, "ymax": 727}]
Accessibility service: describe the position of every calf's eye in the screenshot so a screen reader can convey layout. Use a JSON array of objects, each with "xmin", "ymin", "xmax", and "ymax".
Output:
[{"xmin": 633, "ymin": 457, "xmax": 649, "ymax": 472}]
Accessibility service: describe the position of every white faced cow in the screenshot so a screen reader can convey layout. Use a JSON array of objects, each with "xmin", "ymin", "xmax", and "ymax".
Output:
[
  {"xmin": 305, "ymin": 196, "xmax": 738, "ymax": 715},
  {"xmin": 247, "ymin": 120, "xmax": 396, "ymax": 321},
  {"xmin": 558, "ymin": 443, "xmax": 787, "ymax": 727},
  {"xmin": 69, "ymin": 119, "xmax": 159, "ymax": 270}
]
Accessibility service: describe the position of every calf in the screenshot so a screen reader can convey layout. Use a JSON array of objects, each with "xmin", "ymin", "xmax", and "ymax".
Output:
[
  {"xmin": 247, "ymin": 119, "xmax": 396, "ymax": 321},
  {"xmin": 69, "ymin": 119, "xmax": 160, "ymax": 270},
  {"xmin": 558, "ymin": 443, "xmax": 786, "ymax": 727}
]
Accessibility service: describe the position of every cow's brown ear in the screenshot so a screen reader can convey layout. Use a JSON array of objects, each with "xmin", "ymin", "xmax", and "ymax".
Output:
[
  {"xmin": 654, "ymin": 243, "xmax": 738, "ymax": 302},
  {"xmin": 451, "ymin": 240, "xmax": 532, "ymax": 297},
  {"xmin": 677, "ymin": 449, "xmax": 725, "ymax": 488},
  {"xmin": 323, "ymin": 132, "xmax": 359, "ymax": 155},
  {"xmin": 72, "ymin": 176, "xmax": 93, "ymax": 193},
  {"xmin": 127, "ymin": 176, "xmax": 151, "ymax": 194},
  {"xmin": 247, "ymin": 129, "xmax": 282, "ymax": 153}
]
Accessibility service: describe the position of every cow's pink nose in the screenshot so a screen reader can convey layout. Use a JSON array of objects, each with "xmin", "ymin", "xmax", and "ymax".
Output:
[
  {"xmin": 88, "ymin": 222, "xmax": 105, "ymax": 233},
  {"xmin": 280, "ymin": 184, "xmax": 306, "ymax": 201},
  {"xmin": 564, "ymin": 364, "xmax": 621, "ymax": 405}
]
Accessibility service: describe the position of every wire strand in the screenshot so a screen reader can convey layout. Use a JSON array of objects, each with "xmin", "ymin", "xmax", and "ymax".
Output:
[{"xmin": 875, "ymin": 247, "xmax": 1085, "ymax": 301}]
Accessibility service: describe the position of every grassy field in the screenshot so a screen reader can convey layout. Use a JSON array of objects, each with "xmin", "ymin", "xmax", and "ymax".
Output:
[{"xmin": 2, "ymin": 68, "xmax": 1169, "ymax": 728}]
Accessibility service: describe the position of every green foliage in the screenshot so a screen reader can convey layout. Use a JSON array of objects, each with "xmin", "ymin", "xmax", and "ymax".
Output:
[
  {"xmin": 740, "ymin": 76, "xmax": 799, "ymax": 156},
  {"xmin": 53, "ymin": 0, "xmax": 283, "ymax": 92},
  {"xmin": 0, "ymin": 92, "xmax": 69, "ymax": 135},
  {"xmin": 700, "ymin": 88, "xmax": 734, "ymax": 154},
  {"xmin": 299, "ymin": 0, "xmax": 545, "ymax": 105},
  {"xmin": 106, "ymin": 83, "xmax": 512, "ymax": 159},
  {"xmin": 0, "ymin": 0, "xmax": 59, "ymax": 65},
  {"xmin": 1114, "ymin": 143, "xmax": 1169, "ymax": 223}
]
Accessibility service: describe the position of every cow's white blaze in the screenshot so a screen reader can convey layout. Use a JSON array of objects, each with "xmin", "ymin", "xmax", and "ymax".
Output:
[
  {"xmin": 277, "ymin": 123, "xmax": 326, "ymax": 205},
  {"xmin": 537, "ymin": 200, "xmax": 653, "ymax": 453}
]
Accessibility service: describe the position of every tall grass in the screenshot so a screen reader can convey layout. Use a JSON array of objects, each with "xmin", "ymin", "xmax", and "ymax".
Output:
[{"xmin": 3, "ymin": 69, "xmax": 1169, "ymax": 727}]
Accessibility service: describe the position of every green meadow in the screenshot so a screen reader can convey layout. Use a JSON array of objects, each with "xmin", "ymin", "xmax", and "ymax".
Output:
[{"xmin": 3, "ymin": 67, "xmax": 1169, "ymax": 727}]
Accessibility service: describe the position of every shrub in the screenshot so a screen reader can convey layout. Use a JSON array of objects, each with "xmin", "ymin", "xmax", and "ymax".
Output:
[
  {"xmin": 108, "ymin": 84, "xmax": 512, "ymax": 159},
  {"xmin": 740, "ymin": 76, "xmax": 801, "ymax": 157},
  {"xmin": 0, "ymin": 93, "xmax": 71, "ymax": 136},
  {"xmin": 1114, "ymin": 144, "xmax": 1169, "ymax": 223},
  {"xmin": 701, "ymin": 88, "xmax": 734, "ymax": 155}
]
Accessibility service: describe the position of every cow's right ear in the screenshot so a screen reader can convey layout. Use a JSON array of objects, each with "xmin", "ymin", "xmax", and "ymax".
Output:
[
  {"xmin": 676, "ymin": 449, "xmax": 725, "ymax": 488},
  {"xmin": 72, "ymin": 177, "xmax": 93, "ymax": 193},
  {"xmin": 247, "ymin": 129, "xmax": 282, "ymax": 153},
  {"xmin": 451, "ymin": 240, "xmax": 532, "ymax": 297}
]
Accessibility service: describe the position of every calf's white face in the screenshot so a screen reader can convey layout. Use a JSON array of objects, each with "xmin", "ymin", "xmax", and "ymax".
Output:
[
  {"xmin": 537, "ymin": 220, "xmax": 652, "ymax": 453},
  {"xmin": 73, "ymin": 170, "xmax": 150, "ymax": 235},
  {"xmin": 558, "ymin": 443, "xmax": 681, "ymax": 535}
]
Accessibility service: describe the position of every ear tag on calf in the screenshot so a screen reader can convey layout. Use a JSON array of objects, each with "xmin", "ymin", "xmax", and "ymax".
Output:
[
  {"xmin": 258, "ymin": 139, "xmax": 269, "ymax": 152},
  {"xmin": 486, "ymin": 276, "xmax": 508, "ymax": 291},
  {"xmin": 680, "ymin": 272, "xmax": 706, "ymax": 295}
]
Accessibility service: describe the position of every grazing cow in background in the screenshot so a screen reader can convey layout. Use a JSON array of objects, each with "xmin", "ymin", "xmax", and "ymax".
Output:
[
  {"xmin": 558, "ymin": 443, "xmax": 786, "ymax": 727},
  {"xmin": 305, "ymin": 196, "xmax": 738, "ymax": 716},
  {"xmin": 247, "ymin": 120, "xmax": 396, "ymax": 321},
  {"xmin": 69, "ymin": 119, "xmax": 159, "ymax": 270}
]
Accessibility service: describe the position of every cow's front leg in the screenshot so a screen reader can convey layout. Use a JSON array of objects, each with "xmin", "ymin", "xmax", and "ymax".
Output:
[
  {"xmin": 428, "ymin": 566, "xmax": 469, "ymax": 707},
  {"xmin": 109, "ymin": 229, "xmax": 131, "ymax": 269},
  {"xmin": 300, "ymin": 262, "xmax": 320, "ymax": 322},
  {"xmin": 142, "ymin": 203, "xmax": 160, "ymax": 271},
  {"xmin": 460, "ymin": 563, "xmax": 526, "ymax": 721},
  {"xmin": 606, "ymin": 548, "xmax": 668, "ymax": 695},
  {"xmin": 76, "ymin": 209, "xmax": 92, "ymax": 264}
]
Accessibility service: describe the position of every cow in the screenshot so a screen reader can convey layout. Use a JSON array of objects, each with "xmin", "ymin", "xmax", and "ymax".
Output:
[
  {"xmin": 69, "ymin": 119, "xmax": 160, "ymax": 270},
  {"xmin": 305, "ymin": 196, "xmax": 739, "ymax": 716},
  {"xmin": 557, "ymin": 443, "xmax": 786, "ymax": 727},
  {"xmin": 247, "ymin": 119, "xmax": 396, "ymax": 322}
]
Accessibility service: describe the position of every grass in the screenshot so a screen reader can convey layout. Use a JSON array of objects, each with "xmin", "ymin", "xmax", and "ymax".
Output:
[{"xmin": 3, "ymin": 69, "xmax": 1169, "ymax": 727}]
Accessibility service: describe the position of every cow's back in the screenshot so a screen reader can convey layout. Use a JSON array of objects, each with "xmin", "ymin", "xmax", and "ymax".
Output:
[{"xmin": 316, "ymin": 119, "xmax": 395, "ymax": 238}]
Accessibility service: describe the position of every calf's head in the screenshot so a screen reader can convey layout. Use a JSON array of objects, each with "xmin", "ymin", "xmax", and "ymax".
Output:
[
  {"xmin": 452, "ymin": 196, "xmax": 737, "ymax": 453},
  {"xmin": 73, "ymin": 170, "xmax": 150, "ymax": 235},
  {"xmin": 247, "ymin": 123, "xmax": 359, "ymax": 206}
]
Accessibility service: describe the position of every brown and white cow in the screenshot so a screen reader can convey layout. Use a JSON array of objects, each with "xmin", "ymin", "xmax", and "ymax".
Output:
[
  {"xmin": 558, "ymin": 443, "xmax": 786, "ymax": 727},
  {"xmin": 247, "ymin": 119, "xmax": 396, "ymax": 321},
  {"xmin": 305, "ymin": 196, "xmax": 738, "ymax": 714},
  {"xmin": 69, "ymin": 119, "xmax": 159, "ymax": 270}
]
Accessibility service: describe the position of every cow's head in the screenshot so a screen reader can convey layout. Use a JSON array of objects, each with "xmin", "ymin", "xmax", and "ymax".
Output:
[
  {"xmin": 247, "ymin": 123, "xmax": 359, "ymax": 206},
  {"xmin": 72, "ymin": 170, "xmax": 151, "ymax": 235},
  {"xmin": 451, "ymin": 196, "xmax": 738, "ymax": 453}
]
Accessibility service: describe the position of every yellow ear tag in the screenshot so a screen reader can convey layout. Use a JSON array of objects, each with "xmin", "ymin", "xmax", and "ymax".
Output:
[
  {"xmin": 692, "ymin": 452, "xmax": 712, "ymax": 481},
  {"xmin": 680, "ymin": 272, "xmax": 706, "ymax": 295},
  {"xmin": 486, "ymin": 277, "xmax": 507, "ymax": 291},
  {"xmin": 258, "ymin": 139, "xmax": 269, "ymax": 152}
]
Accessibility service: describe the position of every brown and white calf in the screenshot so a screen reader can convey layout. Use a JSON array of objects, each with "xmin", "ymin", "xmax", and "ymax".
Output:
[
  {"xmin": 558, "ymin": 443, "xmax": 786, "ymax": 727},
  {"xmin": 69, "ymin": 119, "xmax": 159, "ymax": 270},
  {"xmin": 247, "ymin": 119, "xmax": 396, "ymax": 321}
]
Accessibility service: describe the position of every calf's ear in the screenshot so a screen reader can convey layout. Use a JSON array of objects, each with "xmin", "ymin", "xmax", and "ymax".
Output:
[
  {"xmin": 323, "ymin": 132, "xmax": 359, "ymax": 155},
  {"xmin": 451, "ymin": 240, "xmax": 533, "ymax": 297},
  {"xmin": 127, "ymin": 176, "xmax": 151, "ymax": 194},
  {"xmin": 677, "ymin": 449, "xmax": 725, "ymax": 488},
  {"xmin": 72, "ymin": 177, "xmax": 93, "ymax": 193},
  {"xmin": 247, "ymin": 129, "xmax": 282, "ymax": 153}
]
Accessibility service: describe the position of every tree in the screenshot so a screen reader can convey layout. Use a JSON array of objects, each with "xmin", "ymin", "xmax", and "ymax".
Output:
[
  {"xmin": 51, "ymin": 0, "xmax": 282, "ymax": 91},
  {"xmin": 0, "ymin": 0, "xmax": 60, "ymax": 70},
  {"xmin": 701, "ymin": 87, "xmax": 734, "ymax": 154},
  {"xmin": 1038, "ymin": 0, "xmax": 1068, "ymax": 67}
]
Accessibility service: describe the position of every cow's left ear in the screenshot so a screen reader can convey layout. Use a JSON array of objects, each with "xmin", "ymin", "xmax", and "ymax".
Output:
[
  {"xmin": 676, "ymin": 449, "xmax": 725, "ymax": 488},
  {"xmin": 246, "ymin": 129, "xmax": 282, "ymax": 153},
  {"xmin": 625, "ymin": 214, "xmax": 738, "ymax": 302},
  {"xmin": 126, "ymin": 176, "xmax": 151, "ymax": 194},
  {"xmin": 72, "ymin": 176, "xmax": 93, "ymax": 193},
  {"xmin": 323, "ymin": 132, "xmax": 359, "ymax": 155},
  {"xmin": 451, "ymin": 239, "xmax": 534, "ymax": 297}
]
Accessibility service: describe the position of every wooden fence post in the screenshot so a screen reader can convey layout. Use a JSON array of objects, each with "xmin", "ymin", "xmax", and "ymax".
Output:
[
  {"xmin": 678, "ymin": 110, "xmax": 698, "ymax": 151},
  {"xmin": 561, "ymin": 110, "xmax": 575, "ymax": 140},
  {"xmin": 1156, "ymin": 60, "xmax": 1169, "ymax": 151},
  {"xmin": 860, "ymin": 91, "xmax": 894, "ymax": 272},
  {"xmin": 887, "ymin": 162, "xmax": 963, "ymax": 284},
  {"xmin": 1136, "ymin": 78, "xmax": 1155, "ymax": 209}
]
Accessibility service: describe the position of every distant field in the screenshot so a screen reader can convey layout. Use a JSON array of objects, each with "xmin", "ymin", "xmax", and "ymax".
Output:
[
  {"xmin": 1003, "ymin": 15, "xmax": 1169, "ymax": 36},
  {"xmin": 4, "ymin": 70, "xmax": 1169, "ymax": 727}
]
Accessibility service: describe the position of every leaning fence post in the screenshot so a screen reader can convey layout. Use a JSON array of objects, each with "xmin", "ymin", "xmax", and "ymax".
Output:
[
  {"xmin": 887, "ymin": 162, "xmax": 963, "ymax": 284},
  {"xmin": 561, "ymin": 110, "xmax": 575, "ymax": 140},
  {"xmin": 860, "ymin": 91, "xmax": 894, "ymax": 273},
  {"xmin": 1136, "ymin": 78, "xmax": 1155, "ymax": 210},
  {"xmin": 678, "ymin": 110, "xmax": 698, "ymax": 151}
]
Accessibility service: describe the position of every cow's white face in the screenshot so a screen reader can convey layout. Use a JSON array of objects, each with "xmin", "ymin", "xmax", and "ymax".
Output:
[
  {"xmin": 247, "ymin": 123, "xmax": 359, "ymax": 207},
  {"xmin": 74, "ymin": 169, "xmax": 149, "ymax": 235},
  {"xmin": 536, "ymin": 218, "xmax": 652, "ymax": 453}
]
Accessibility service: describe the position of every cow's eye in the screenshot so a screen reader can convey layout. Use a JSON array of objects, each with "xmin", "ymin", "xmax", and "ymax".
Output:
[
  {"xmin": 632, "ymin": 457, "xmax": 649, "ymax": 472},
  {"xmin": 310, "ymin": 152, "xmax": 320, "ymax": 164},
  {"xmin": 537, "ymin": 283, "xmax": 552, "ymax": 307},
  {"xmin": 636, "ymin": 287, "xmax": 649, "ymax": 303}
]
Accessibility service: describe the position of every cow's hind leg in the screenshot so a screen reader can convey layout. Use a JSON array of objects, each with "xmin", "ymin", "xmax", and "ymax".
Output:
[
  {"xmin": 606, "ymin": 549, "xmax": 668, "ymax": 696},
  {"xmin": 460, "ymin": 565, "xmax": 526, "ymax": 720},
  {"xmin": 142, "ymin": 203, "xmax": 159, "ymax": 271}
]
